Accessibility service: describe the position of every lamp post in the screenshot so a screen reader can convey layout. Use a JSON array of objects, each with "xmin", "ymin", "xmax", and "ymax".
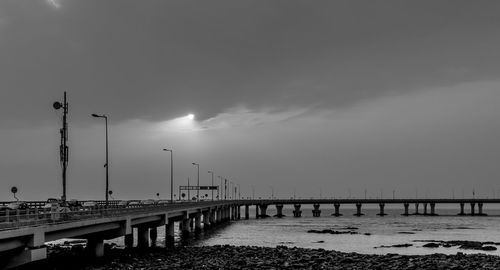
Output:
[
  {"xmin": 238, "ymin": 184, "xmax": 241, "ymax": 200},
  {"xmin": 218, "ymin": 176, "xmax": 223, "ymax": 200},
  {"xmin": 53, "ymin": 92, "xmax": 69, "ymax": 201},
  {"xmin": 163, "ymin": 149, "xmax": 174, "ymax": 203},
  {"xmin": 208, "ymin": 171, "xmax": 214, "ymax": 201},
  {"xmin": 91, "ymin": 113, "xmax": 109, "ymax": 207},
  {"xmin": 192, "ymin": 163, "xmax": 200, "ymax": 201}
]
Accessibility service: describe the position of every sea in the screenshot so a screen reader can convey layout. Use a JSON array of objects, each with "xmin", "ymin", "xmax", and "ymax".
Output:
[{"xmin": 52, "ymin": 206, "xmax": 500, "ymax": 256}]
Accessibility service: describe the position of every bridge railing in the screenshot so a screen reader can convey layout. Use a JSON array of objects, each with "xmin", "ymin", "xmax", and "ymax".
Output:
[{"xmin": 0, "ymin": 200, "xmax": 236, "ymax": 231}]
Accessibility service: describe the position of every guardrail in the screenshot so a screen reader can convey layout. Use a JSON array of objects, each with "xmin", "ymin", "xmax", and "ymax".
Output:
[{"xmin": 0, "ymin": 201, "xmax": 235, "ymax": 231}]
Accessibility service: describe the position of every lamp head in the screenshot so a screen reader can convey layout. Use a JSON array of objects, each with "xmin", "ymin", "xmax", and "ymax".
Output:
[
  {"xmin": 91, "ymin": 113, "xmax": 100, "ymax": 118},
  {"xmin": 53, "ymin": 102, "xmax": 63, "ymax": 110}
]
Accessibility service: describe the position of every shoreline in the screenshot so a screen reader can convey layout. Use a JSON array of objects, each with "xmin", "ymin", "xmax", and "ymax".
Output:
[{"xmin": 20, "ymin": 244, "xmax": 500, "ymax": 270}]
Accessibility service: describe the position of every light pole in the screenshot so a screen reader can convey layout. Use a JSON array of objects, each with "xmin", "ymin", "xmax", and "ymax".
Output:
[
  {"xmin": 218, "ymin": 176, "xmax": 223, "ymax": 200},
  {"xmin": 252, "ymin": 186, "xmax": 255, "ymax": 200},
  {"xmin": 192, "ymin": 163, "xmax": 200, "ymax": 201},
  {"xmin": 91, "ymin": 113, "xmax": 109, "ymax": 207},
  {"xmin": 53, "ymin": 92, "xmax": 69, "ymax": 201},
  {"xmin": 269, "ymin": 186, "xmax": 274, "ymax": 199},
  {"xmin": 238, "ymin": 184, "xmax": 241, "ymax": 200},
  {"xmin": 208, "ymin": 170, "xmax": 214, "ymax": 201},
  {"xmin": 163, "ymin": 149, "xmax": 174, "ymax": 203},
  {"xmin": 225, "ymin": 179, "xmax": 228, "ymax": 200}
]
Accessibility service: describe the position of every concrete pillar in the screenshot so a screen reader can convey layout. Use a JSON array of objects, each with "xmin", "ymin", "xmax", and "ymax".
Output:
[
  {"xmin": 354, "ymin": 203, "xmax": 364, "ymax": 216},
  {"xmin": 137, "ymin": 227, "xmax": 149, "ymax": 248},
  {"xmin": 275, "ymin": 204, "xmax": 284, "ymax": 217},
  {"xmin": 255, "ymin": 205, "xmax": 260, "ymax": 219},
  {"xmin": 259, "ymin": 204, "xmax": 268, "ymax": 218},
  {"xmin": 87, "ymin": 238, "xmax": 104, "ymax": 257},
  {"xmin": 402, "ymin": 203, "xmax": 410, "ymax": 216},
  {"xmin": 377, "ymin": 203, "xmax": 386, "ymax": 216},
  {"xmin": 149, "ymin": 227, "xmax": 157, "ymax": 247},
  {"xmin": 203, "ymin": 211, "xmax": 211, "ymax": 228},
  {"xmin": 237, "ymin": 205, "xmax": 241, "ymax": 219},
  {"xmin": 430, "ymin": 203, "xmax": 436, "ymax": 216},
  {"xmin": 414, "ymin": 203, "xmax": 420, "ymax": 215},
  {"xmin": 458, "ymin": 203, "xmax": 465, "ymax": 215},
  {"xmin": 470, "ymin": 203, "xmax": 476, "ymax": 216},
  {"xmin": 181, "ymin": 218, "xmax": 191, "ymax": 238},
  {"xmin": 312, "ymin": 203, "xmax": 321, "ymax": 217},
  {"xmin": 245, "ymin": 205, "xmax": 250, "ymax": 219},
  {"xmin": 210, "ymin": 210, "xmax": 216, "ymax": 225},
  {"xmin": 190, "ymin": 217, "xmax": 195, "ymax": 231},
  {"xmin": 124, "ymin": 233, "xmax": 134, "ymax": 248},
  {"xmin": 195, "ymin": 212, "xmax": 202, "ymax": 234},
  {"xmin": 165, "ymin": 220, "xmax": 175, "ymax": 248},
  {"xmin": 217, "ymin": 208, "xmax": 222, "ymax": 223},
  {"xmin": 332, "ymin": 203, "xmax": 342, "ymax": 217},
  {"xmin": 4, "ymin": 228, "xmax": 47, "ymax": 268},
  {"xmin": 478, "ymin": 203, "xmax": 484, "ymax": 215},
  {"xmin": 423, "ymin": 203, "xmax": 428, "ymax": 215},
  {"xmin": 293, "ymin": 204, "xmax": 302, "ymax": 217}
]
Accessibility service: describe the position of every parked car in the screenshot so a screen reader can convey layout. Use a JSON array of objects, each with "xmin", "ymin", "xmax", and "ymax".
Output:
[
  {"xmin": 43, "ymin": 201, "xmax": 70, "ymax": 212},
  {"xmin": 128, "ymin": 201, "xmax": 140, "ymax": 207},
  {"xmin": 82, "ymin": 201, "xmax": 98, "ymax": 209},
  {"xmin": 6, "ymin": 202, "xmax": 29, "ymax": 210},
  {"xmin": 117, "ymin": 200, "xmax": 130, "ymax": 207},
  {"xmin": 140, "ymin": 199, "xmax": 155, "ymax": 206},
  {"xmin": 67, "ymin": 199, "xmax": 82, "ymax": 208}
]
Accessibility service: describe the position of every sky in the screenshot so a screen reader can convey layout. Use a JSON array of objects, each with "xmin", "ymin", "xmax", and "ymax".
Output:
[{"xmin": 1, "ymin": 1, "xmax": 499, "ymax": 201}]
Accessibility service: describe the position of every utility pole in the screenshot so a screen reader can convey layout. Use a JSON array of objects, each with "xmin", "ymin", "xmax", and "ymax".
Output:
[{"xmin": 53, "ymin": 92, "xmax": 69, "ymax": 201}]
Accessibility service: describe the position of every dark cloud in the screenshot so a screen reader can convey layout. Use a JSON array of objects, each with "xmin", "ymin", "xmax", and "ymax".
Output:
[{"xmin": 1, "ymin": 1, "xmax": 500, "ymax": 127}]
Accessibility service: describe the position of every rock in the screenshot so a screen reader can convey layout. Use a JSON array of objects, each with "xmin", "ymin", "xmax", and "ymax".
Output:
[
  {"xmin": 423, "ymin": 243, "xmax": 440, "ymax": 248},
  {"xmin": 481, "ymin": 246, "xmax": 497, "ymax": 251}
]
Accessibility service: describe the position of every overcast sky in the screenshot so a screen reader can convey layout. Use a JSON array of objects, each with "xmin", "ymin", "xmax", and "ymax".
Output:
[{"xmin": 1, "ymin": 1, "xmax": 500, "ymax": 201}]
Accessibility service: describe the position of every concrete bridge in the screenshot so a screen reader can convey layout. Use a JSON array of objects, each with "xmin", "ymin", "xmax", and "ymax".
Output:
[{"xmin": 1, "ymin": 198, "xmax": 498, "ymax": 268}]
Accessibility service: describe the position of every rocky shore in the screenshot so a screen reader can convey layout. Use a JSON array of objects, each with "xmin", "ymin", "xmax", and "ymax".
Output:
[{"xmin": 24, "ymin": 245, "xmax": 500, "ymax": 270}]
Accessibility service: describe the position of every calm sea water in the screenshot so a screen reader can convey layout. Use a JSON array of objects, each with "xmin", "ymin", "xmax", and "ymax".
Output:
[{"xmin": 54, "ymin": 206, "xmax": 500, "ymax": 256}]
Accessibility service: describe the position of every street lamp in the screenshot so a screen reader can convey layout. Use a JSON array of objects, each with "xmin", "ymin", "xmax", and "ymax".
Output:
[
  {"xmin": 91, "ymin": 113, "xmax": 109, "ymax": 207},
  {"xmin": 53, "ymin": 92, "xmax": 69, "ymax": 201},
  {"xmin": 218, "ymin": 176, "xmax": 223, "ymax": 200},
  {"xmin": 208, "ymin": 170, "xmax": 214, "ymax": 201},
  {"xmin": 192, "ymin": 163, "xmax": 200, "ymax": 201},
  {"xmin": 163, "ymin": 148, "xmax": 174, "ymax": 203}
]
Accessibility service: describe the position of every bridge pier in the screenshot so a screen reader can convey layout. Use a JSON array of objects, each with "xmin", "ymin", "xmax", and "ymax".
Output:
[
  {"xmin": 3, "ymin": 228, "xmax": 47, "ymax": 269},
  {"xmin": 137, "ymin": 226, "xmax": 149, "ymax": 248},
  {"xmin": 402, "ymin": 203, "xmax": 410, "ymax": 216},
  {"xmin": 332, "ymin": 203, "xmax": 342, "ymax": 216},
  {"xmin": 87, "ymin": 238, "xmax": 104, "ymax": 257},
  {"xmin": 237, "ymin": 205, "xmax": 241, "ymax": 219},
  {"xmin": 354, "ymin": 203, "xmax": 364, "ymax": 216},
  {"xmin": 430, "ymin": 203, "xmax": 436, "ymax": 216},
  {"xmin": 216, "ymin": 208, "xmax": 221, "ymax": 223},
  {"xmin": 293, "ymin": 204, "xmax": 302, "ymax": 217},
  {"xmin": 423, "ymin": 203, "xmax": 428, "ymax": 215},
  {"xmin": 478, "ymin": 203, "xmax": 485, "ymax": 216},
  {"xmin": 124, "ymin": 233, "xmax": 134, "ymax": 248},
  {"xmin": 181, "ymin": 217, "xmax": 191, "ymax": 238},
  {"xmin": 458, "ymin": 203, "xmax": 465, "ymax": 215},
  {"xmin": 470, "ymin": 203, "xmax": 476, "ymax": 216},
  {"xmin": 255, "ymin": 205, "xmax": 260, "ymax": 219},
  {"xmin": 149, "ymin": 227, "xmax": 157, "ymax": 247},
  {"xmin": 195, "ymin": 212, "xmax": 202, "ymax": 234},
  {"xmin": 210, "ymin": 209, "xmax": 216, "ymax": 225},
  {"xmin": 259, "ymin": 204, "xmax": 269, "ymax": 218},
  {"xmin": 245, "ymin": 205, "xmax": 249, "ymax": 219},
  {"xmin": 203, "ymin": 211, "xmax": 211, "ymax": 229},
  {"xmin": 312, "ymin": 203, "xmax": 321, "ymax": 217},
  {"xmin": 414, "ymin": 203, "xmax": 420, "ymax": 215},
  {"xmin": 165, "ymin": 220, "xmax": 175, "ymax": 248},
  {"xmin": 377, "ymin": 203, "xmax": 386, "ymax": 216},
  {"xmin": 274, "ymin": 204, "xmax": 285, "ymax": 217}
]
